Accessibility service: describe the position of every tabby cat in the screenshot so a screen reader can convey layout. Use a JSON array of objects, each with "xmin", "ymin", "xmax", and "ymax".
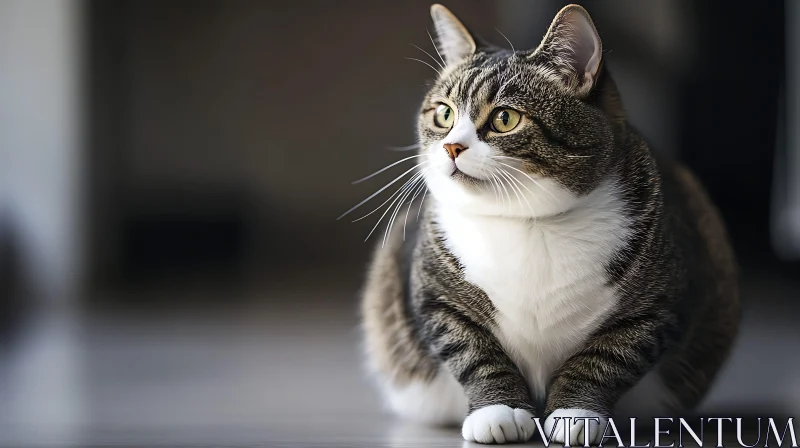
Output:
[{"xmin": 359, "ymin": 4, "xmax": 739, "ymax": 444}]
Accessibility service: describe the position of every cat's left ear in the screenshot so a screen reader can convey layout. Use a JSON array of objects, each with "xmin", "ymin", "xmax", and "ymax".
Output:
[
  {"xmin": 430, "ymin": 4, "xmax": 477, "ymax": 67},
  {"xmin": 533, "ymin": 4, "xmax": 602, "ymax": 97}
]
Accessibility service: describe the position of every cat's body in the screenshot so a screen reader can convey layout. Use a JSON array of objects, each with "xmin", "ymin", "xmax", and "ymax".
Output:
[{"xmin": 359, "ymin": 4, "xmax": 738, "ymax": 444}]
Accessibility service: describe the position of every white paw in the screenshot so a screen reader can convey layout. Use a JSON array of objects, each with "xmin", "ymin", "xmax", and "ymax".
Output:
[
  {"xmin": 461, "ymin": 404, "xmax": 535, "ymax": 444},
  {"xmin": 543, "ymin": 408, "xmax": 607, "ymax": 446}
]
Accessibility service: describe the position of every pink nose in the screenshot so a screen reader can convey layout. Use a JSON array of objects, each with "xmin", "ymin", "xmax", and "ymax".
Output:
[{"xmin": 443, "ymin": 143, "xmax": 468, "ymax": 160}]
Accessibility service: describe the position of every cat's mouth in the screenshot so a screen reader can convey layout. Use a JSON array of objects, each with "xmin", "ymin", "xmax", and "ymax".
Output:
[{"xmin": 450, "ymin": 167, "xmax": 484, "ymax": 184}]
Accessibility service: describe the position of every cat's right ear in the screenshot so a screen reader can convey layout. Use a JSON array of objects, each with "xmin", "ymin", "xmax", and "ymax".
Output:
[
  {"xmin": 533, "ymin": 4, "xmax": 602, "ymax": 97},
  {"xmin": 430, "ymin": 4, "xmax": 476, "ymax": 67}
]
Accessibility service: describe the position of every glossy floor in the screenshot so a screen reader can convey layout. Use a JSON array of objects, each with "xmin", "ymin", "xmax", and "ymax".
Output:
[{"xmin": 1, "ymin": 275, "xmax": 798, "ymax": 447}]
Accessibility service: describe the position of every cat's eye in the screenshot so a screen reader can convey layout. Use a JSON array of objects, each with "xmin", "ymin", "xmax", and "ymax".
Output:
[
  {"xmin": 491, "ymin": 109, "xmax": 521, "ymax": 133},
  {"xmin": 433, "ymin": 104, "xmax": 455, "ymax": 128}
]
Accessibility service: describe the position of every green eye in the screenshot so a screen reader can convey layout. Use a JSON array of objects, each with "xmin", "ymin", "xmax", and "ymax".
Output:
[
  {"xmin": 433, "ymin": 104, "xmax": 455, "ymax": 128},
  {"xmin": 491, "ymin": 108, "xmax": 521, "ymax": 133}
]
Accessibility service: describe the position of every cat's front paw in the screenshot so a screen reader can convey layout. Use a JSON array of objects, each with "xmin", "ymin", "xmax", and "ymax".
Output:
[
  {"xmin": 543, "ymin": 409, "xmax": 607, "ymax": 446},
  {"xmin": 461, "ymin": 404, "xmax": 535, "ymax": 444}
]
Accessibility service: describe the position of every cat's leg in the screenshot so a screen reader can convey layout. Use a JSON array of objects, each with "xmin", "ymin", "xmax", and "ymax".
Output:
[
  {"xmin": 418, "ymin": 297, "xmax": 537, "ymax": 444},
  {"xmin": 615, "ymin": 367, "xmax": 681, "ymax": 418},
  {"xmin": 654, "ymin": 304, "xmax": 739, "ymax": 412},
  {"xmin": 543, "ymin": 320, "xmax": 665, "ymax": 446},
  {"xmin": 619, "ymin": 287, "xmax": 739, "ymax": 417}
]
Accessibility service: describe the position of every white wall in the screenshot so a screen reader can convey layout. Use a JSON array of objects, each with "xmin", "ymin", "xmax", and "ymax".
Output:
[{"xmin": 0, "ymin": 0, "xmax": 84, "ymax": 303}]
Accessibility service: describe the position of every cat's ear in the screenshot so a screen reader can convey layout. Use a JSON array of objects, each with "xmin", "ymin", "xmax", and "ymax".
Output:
[
  {"xmin": 430, "ymin": 4, "xmax": 477, "ymax": 66},
  {"xmin": 533, "ymin": 4, "xmax": 602, "ymax": 96}
]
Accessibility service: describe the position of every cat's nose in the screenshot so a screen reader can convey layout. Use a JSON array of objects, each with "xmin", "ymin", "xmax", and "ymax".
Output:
[{"xmin": 443, "ymin": 143, "xmax": 468, "ymax": 160}]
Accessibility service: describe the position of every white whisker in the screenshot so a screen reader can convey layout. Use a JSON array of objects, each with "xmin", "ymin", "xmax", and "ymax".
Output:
[
  {"xmin": 416, "ymin": 187, "xmax": 428, "ymax": 221},
  {"xmin": 481, "ymin": 168, "xmax": 498, "ymax": 203},
  {"xmin": 410, "ymin": 43, "xmax": 445, "ymax": 71},
  {"xmin": 495, "ymin": 27, "xmax": 515, "ymax": 53},
  {"xmin": 494, "ymin": 163, "xmax": 536, "ymax": 198},
  {"xmin": 338, "ymin": 162, "xmax": 428, "ymax": 220},
  {"xmin": 493, "ymin": 173, "xmax": 507, "ymax": 206},
  {"xmin": 383, "ymin": 174, "xmax": 425, "ymax": 247},
  {"xmin": 402, "ymin": 176, "xmax": 428, "ymax": 240},
  {"xmin": 387, "ymin": 143, "xmax": 421, "ymax": 151},
  {"xmin": 496, "ymin": 168, "xmax": 524, "ymax": 212},
  {"xmin": 351, "ymin": 169, "xmax": 427, "ymax": 223},
  {"xmin": 492, "ymin": 157, "xmax": 559, "ymax": 200},
  {"xmin": 364, "ymin": 173, "xmax": 423, "ymax": 242},
  {"xmin": 481, "ymin": 167, "xmax": 502, "ymax": 204},
  {"xmin": 427, "ymin": 29, "xmax": 446, "ymax": 67},
  {"xmin": 493, "ymin": 168, "xmax": 512, "ymax": 205},
  {"xmin": 503, "ymin": 164, "xmax": 557, "ymax": 200},
  {"xmin": 499, "ymin": 167, "xmax": 534, "ymax": 214},
  {"xmin": 488, "ymin": 177, "xmax": 499, "ymax": 204},
  {"xmin": 405, "ymin": 57, "xmax": 442, "ymax": 76},
  {"xmin": 502, "ymin": 171, "xmax": 521, "ymax": 211},
  {"xmin": 352, "ymin": 154, "xmax": 427, "ymax": 184}
]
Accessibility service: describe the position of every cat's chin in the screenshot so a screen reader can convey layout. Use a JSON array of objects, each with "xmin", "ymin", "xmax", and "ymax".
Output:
[
  {"xmin": 426, "ymin": 170, "xmax": 575, "ymax": 219},
  {"xmin": 432, "ymin": 192, "xmax": 552, "ymax": 219}
]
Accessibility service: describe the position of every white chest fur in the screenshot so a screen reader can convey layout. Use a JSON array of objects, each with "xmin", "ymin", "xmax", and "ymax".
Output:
[{"xmin": 435, "ymin": 182, "xmax": 630, "ymax": 397}]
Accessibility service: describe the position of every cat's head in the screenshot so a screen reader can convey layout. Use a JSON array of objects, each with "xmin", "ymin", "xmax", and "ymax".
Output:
[{"xmin": 420, "ymin": 4, "xmax": 625, "ymax": 218}]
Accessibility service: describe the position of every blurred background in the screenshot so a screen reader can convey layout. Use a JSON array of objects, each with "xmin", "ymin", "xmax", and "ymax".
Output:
[{"xmin": 0, "ymin": 0, "xmax": 797, "ymax": 446}]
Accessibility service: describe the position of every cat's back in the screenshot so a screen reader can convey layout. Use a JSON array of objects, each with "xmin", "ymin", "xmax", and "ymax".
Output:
[
  {"xmin": 631, "ymin": 153, "xmax": 741, "ymax": 409},
  {"xmin": 657, "ymin": 155, "xmax": 739, "ymax": 305}
]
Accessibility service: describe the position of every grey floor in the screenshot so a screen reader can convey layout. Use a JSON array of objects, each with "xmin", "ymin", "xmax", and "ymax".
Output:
[{"xmin": 1, "ymin": 273, "xmax": 798, "ymax": 447}]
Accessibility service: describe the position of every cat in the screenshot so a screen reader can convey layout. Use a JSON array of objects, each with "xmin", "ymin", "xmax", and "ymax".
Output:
[{"xmin": 358, "ymin": 4, "xmax": 739, "ymax": 445}]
